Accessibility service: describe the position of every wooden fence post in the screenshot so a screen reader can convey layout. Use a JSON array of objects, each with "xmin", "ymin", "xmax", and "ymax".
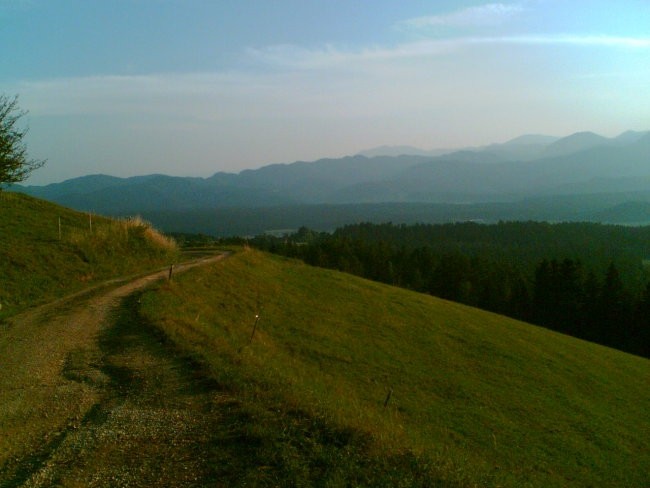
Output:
[
  {"xmin": 249, "ymin": 312, "xmax": 261, "ymax": 343},
  {"xmin": 383, "ymin": 387, "xmax": 393, "ymax": 408}
]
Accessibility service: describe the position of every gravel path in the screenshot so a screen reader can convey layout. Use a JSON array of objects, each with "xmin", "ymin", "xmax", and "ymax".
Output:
[{"xmin": 0, "ymin": 253, "xmax": 231, "ymax": 487}]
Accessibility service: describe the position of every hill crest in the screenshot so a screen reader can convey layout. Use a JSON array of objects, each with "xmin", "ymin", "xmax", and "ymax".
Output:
[{"xmin": 138, "ymin": 248, "xmax": 650, "ymax": 487}]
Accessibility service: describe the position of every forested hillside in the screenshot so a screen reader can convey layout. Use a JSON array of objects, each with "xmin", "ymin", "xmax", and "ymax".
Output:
[{"xmin": 251, "ymin": 222, "xmax": 650, "ymax": 357}]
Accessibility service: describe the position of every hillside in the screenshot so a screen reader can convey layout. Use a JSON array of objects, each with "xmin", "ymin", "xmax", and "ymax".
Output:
[
  {"xmin": 0, "ymin": 191, "xmax": 178, "ymax": 318},
  {"xmin": 14, "ymin": 154, "xmax": 429, "ymax": 212},
  {"xmin": 541, "ymin": 131, "xmax": 609, "ymax": 158},
  {"xmin": 138, "ymin": 249, "xmax": 650, "ymax": 487}
]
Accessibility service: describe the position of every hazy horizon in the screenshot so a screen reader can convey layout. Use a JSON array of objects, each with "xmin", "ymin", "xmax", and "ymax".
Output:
[
  {"xmin": 2, "ymin": 1, "xmax": 648, "ymax": 185},
  {"xmin": 15, "ymin": 128, "xmax": 650, "ymax": 187}
]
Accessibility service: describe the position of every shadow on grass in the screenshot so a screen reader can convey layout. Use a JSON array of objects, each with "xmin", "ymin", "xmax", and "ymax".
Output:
[
  {"xmin": 0, "ymin": 428, "xmax": 71, "ymax": 488},
  {"xmin": 0, "ymin": 293, "xmax": 458, "ymax": 487},
  {"xmin": 114, "ymin": 293, "xmax": 458, "ymax": 487}
]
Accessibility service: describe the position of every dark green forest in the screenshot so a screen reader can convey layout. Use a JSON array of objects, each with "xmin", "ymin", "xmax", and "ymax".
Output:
[{"xmin": 249, "ymin": 222, "xmax": 650, "ymax": 358}]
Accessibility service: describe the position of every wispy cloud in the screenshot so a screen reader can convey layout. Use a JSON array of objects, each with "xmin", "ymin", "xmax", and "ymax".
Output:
[
  {"xmin": 8, "ymin": 72, "xmax": 268, "ymax": 117},
  {"xmin": 248, "ymin": 34, "xmax": 650, "ymax": 70},
  {"xmin": 15, "ymin": 34, "xmax": 647, "ymax": 106},
  {"xmin": 246, "ymin": 41, "xmax": 456, "ymax": 69},
  {"xmin": 398, "ymin": 3, "xmax": 525, "ymax": 29},
  {"xmin": 501, "ymin": 35, "xmax": 650, "ymax": 48}
]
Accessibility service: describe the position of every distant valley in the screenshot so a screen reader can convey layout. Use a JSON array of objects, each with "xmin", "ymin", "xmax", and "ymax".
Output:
[{"xmin": 14, "ymin": 130, "xmax": 650, "ymax": 235}]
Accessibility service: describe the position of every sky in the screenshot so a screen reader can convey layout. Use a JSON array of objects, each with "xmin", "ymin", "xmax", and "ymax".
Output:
[{"xmin": 1, "ymin": 0, "xmax": 649, "ymax": 185}]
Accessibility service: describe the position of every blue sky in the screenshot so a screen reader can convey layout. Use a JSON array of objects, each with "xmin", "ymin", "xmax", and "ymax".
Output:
[{"xmin": 1, "ymin": 0, "xmax": 649, "ymax": 184}]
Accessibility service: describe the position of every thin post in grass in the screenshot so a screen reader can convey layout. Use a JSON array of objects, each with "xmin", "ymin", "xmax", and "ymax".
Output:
[
  {"xmin": 249, "ymin": 295, "xmax": 263, "ymax": 343},
  {"xmin": 58, "ymin": 217, "xmax": 61, "ymax": 240},
  {"xmin": 383, "ymin": 387, "xmax": 393, "ymax": 408},
  {"xmin": 168, "ymin": 264, "xmax": 174, "ymax": 281},
  {"xmin": 249, "ymin": 312, "xmax": 261, "ymax": 343}
]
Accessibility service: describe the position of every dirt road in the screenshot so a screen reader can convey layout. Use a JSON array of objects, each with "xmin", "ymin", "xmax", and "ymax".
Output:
[{"xmin": 0, "ymin": 253, "xmax": 232, "ymax": 487}]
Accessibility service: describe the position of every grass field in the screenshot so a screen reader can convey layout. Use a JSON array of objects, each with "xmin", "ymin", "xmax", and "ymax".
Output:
[
  {"xmin": 140, "ymin": 248, "xmax": 650, "ymax": 487},
  {"xmin": 2, "ymin": 195, "xmax": 648, "ymax": 486},
  {"xmin": 0, "ymin": 191, "xmax": 178, "ymax": 319}
]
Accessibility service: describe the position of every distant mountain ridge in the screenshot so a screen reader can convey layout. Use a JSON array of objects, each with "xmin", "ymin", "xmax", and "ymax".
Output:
[
  {"xmin": 541, "ymin": 131, "xmax": 608, "ymax": 158},
  {"xmin": 356, "ymin": 145, "xmax": 451, "ymax": 158},
  {"xmin": 357, "ymin": 134, "xmax": 562, "ymax": 159},
  {"xmin": 358, "ymin": 131, "xmax": 650, "ymax": 160},
  {"xmin": 12, "ymin": 130, "xmax": 650, "ymax": 231}
]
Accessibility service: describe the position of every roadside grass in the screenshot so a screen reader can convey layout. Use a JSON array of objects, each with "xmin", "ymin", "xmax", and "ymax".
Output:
[
  {"xmin": 140, "ymin": 248, "xmax": 650, "ymax": 487},
  {"xmin": 89, "ymin": 294, "xmax": 454, "ymax": 487},
  {"xmin": 0, "ymin": 192, "xmax": 178, "ymax": 318}
]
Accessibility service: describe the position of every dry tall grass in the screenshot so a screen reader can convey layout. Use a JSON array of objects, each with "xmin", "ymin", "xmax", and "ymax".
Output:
[{"xmin": 67, "ymin": 215, "xmax": 176, "ymax": 252}]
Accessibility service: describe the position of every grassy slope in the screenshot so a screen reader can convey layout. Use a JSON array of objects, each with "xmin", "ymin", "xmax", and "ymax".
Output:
[
  {"xmin": 140, "ymin": 248, "xmax": 650, "ymax": 487},
  {"xmin": 0, "ymin": 191, "xmax": 178, "ymax": 318}
]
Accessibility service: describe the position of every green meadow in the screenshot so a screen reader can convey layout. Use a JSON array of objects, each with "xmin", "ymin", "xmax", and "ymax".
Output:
[
  {"xmin": 0, "ymin": 192, "xmax": 177, "ymax": 318},
  {"xmin": 1, "ymin": 194, "xmax": 648, "ymax": 486},
  {"xmin": 140, "ymin": 248, "xmax": 650, "ymax": 487}
]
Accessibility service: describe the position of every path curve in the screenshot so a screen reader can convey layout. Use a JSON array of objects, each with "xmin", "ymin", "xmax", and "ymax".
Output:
[{"xmin": 0, "ymin": 252, "xmax": 231, "ymax": 486}]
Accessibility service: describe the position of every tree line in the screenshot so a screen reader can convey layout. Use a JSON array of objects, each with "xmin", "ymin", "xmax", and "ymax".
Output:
[{"xmin": 250, "ymin": 222, "xmax": 650, "ymax": 358}]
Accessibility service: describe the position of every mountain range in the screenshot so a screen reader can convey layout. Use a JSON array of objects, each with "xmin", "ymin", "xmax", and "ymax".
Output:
[{"xmin": 12, "ymin": 130, "xmax": 650, "ymax": 234}]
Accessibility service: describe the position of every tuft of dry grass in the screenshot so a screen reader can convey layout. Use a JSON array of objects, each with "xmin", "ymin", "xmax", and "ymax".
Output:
[
  {"xmin": 120, "ymin": 215, "xmax": 177, "ymax": 251},
  {"xmin": 67, "ymin": 215, "xmax": 176, "ymax": 251}
]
